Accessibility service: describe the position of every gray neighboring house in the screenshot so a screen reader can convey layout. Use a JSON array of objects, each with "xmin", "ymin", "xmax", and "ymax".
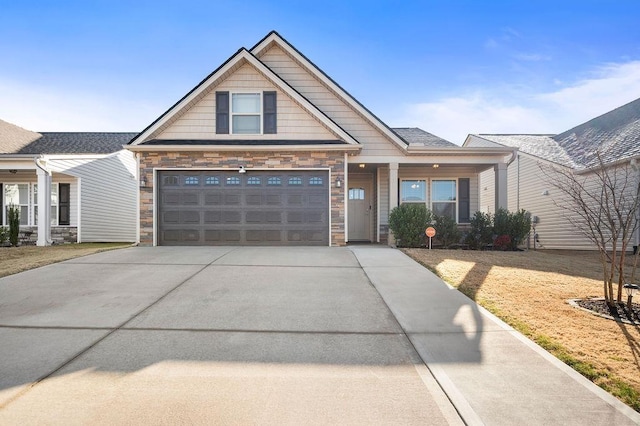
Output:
[
  {"xmin": 465, "ymin": 97, "xmax": 640, "ymax": 250},
  {"xmin": 0, "ymin": 119, "xmax": 138, "ymax": 245}
]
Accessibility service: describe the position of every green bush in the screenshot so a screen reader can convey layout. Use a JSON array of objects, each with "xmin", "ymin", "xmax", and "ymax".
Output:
[
  {"xmin": 465, "ymin": 211, "xmax": 493, "ymax": 249},
  {"xmin": 8, "ymin": 205, "xmax": 20, "ymax": 247},
  {"xmin": 389, "ymin": 204, "xmax": 432, "ymax": 247},
  {"xmin": 492, "ymin": 208, "xmax": 531, "ymax": 250},
  {"xmin": 433, "ymin": 214, "xmax": 461, "ymax": 248},
  {"xmin": 0, "ymin": 226, "xmax": 7, "ymax": 245}
]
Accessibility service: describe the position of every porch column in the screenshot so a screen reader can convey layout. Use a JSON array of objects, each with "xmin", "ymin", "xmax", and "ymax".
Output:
[
  {"xmin": 388, "ymin": 162, "xmax": 399, "ymax": 245},
  {"xmin": 494, "ymin": 162, "xmax": 508, "ymax": 212},
  {"xmin": 36, "ymin": 166, "xmax": 52, "ymax": 246}
]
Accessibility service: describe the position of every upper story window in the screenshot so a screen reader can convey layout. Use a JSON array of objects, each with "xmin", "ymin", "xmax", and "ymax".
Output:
[
  {"xmin": 232, "ymin": 93, "xmax": 261, "ymax": 134},
  {"xmin": 216, "ymin": 91, "xmax": 277, "ymax": 135}
]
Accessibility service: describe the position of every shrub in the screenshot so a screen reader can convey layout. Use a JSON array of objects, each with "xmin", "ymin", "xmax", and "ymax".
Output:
[
  {"xmin": 433, "ymin": 214, "xmax": 461, "ymax": 248},
  {"xmin": 389, "ymin": 204, "xmax": 432, "ymax": 247},
  {"xmin": 0, "ymin": 227, "xmax": 7, "ymax": 246},
  {"xmin": 492, "ymin": 208, "xmax": 532, "ymax": 250},
  {"xmin": 8, "ymin": 205, "xmax": 20, "ymax": 247},
  {"xmin": 494, "ymin": 234, "xmax": 511, "ymax": 251},
  {"xmin": 465, "ymin": 211, "xmax": 493, "ymax": 250}
]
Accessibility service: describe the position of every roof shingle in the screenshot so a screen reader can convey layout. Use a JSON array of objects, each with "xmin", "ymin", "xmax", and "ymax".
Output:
[{"xmin": 392, "ymin": 127, "xmax": 457, "ymax": 148}]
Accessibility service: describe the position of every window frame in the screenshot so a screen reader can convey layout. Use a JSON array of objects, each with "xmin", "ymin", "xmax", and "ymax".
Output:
[
  {"xmin": 3, "ymin": 182, "xmax": 30, "ymax": 226},
  {"xmin": 230, "ymin": 91, "xmax": 262, "ymax": 135},
  {"xmin": 431, "ymin": 179, "xmax": 458, "ymax": 222},
  {"xmin": 399, "ymin": 179, "xmax": 427, "ymax": 203},
  {"xmin": 33, "ymin": 182, "xmax": 60, "ymax": 226}
]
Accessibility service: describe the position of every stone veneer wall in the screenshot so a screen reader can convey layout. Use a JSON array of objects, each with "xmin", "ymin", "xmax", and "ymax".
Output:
[
  {"xmin": 138, "ymin": 150, "xmax": 346, "ymax": 246},
  {"xmin": 16, "ymin": 226, "xmax": 78, "ymax": 245}
]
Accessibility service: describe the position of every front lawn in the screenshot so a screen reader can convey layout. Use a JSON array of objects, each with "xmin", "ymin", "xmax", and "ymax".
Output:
[
  {"xmin": 403, "ymin": 248, "xmax": 640, "ymax": 412},
  {"xmin": 0, "ymin": 243, "xmax": 131, "ymax": 278}
]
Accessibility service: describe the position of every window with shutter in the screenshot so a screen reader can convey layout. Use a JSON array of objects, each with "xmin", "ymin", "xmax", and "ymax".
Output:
[
  {"xmin": 263, "ymin": 91, "xmax": 277, "ymax": 134},
  {"xmin": 458, "ymin": 178, "xmax": 470, "ymax": 223}
]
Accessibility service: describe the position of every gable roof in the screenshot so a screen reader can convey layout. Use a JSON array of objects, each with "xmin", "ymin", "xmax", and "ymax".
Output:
[
  {"xmin": 469, "ymin": 134, "xmax": 577, "ymax": 167},
  {"xmin": 0, "ymin": 119, "xmax": 41, "ymax": 154},
  {"xmin": 18, "ymin": 133, "xmax": 138, "ymax": 154},
  {"xmin": 251, "ymin": 31, "xmax": 410, "ymax": 151},
  {"xmin": 552, "ymin": 97, "xmax": 640, "ymax": 168},
  {"xmin": 466, "ymin": 97, "xmax": 640, "ymax": 169},
  {"xmin": 392, "ymin": 127, "xmax": 457, "ymax": 148},
  {"xmin": 128, "ymin": 47, "xmax": 358, "ymax": 146}
]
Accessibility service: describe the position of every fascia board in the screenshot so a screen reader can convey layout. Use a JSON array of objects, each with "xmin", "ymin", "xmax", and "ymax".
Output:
[
  {"xmin": 251, "ymin": 32, "xmax": 408, "ymax": 152},
  {"xmin": 126, "ymin": 144, "xmax": 361, "ymax": 153}
]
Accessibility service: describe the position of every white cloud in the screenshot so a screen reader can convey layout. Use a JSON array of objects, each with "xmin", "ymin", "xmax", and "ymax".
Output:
[{"xmin": 398, "ymin": 61, "xmax": 640, "ymax": 144}]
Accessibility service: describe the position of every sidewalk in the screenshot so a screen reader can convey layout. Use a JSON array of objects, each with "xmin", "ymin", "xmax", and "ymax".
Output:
[{"xmin": 350, "ymin": 246, "xmax": 640, "ymax": 425}]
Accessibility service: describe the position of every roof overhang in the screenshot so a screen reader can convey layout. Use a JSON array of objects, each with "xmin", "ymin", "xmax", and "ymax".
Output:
[{"xmin": 126, "ymin": 144, "xmax": 362, "ymax": 153}]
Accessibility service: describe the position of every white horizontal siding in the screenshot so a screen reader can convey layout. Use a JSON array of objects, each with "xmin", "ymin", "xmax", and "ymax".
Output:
[
  {"xmin": 259, "ymin": 45, "xmax": 403, "ymax": 157},
  {"xmin": 158, "ymin": 63, "xmax": 336, "ymax": 140},
  {"xmin": 47, "ymin": 151, "xmax": 137, "ymax": 242}
]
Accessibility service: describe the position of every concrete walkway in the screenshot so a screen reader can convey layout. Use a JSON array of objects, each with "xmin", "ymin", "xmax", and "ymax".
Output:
[{"xmin": 0, "ymin": 246, "xmax": 637, "ymax": 425}]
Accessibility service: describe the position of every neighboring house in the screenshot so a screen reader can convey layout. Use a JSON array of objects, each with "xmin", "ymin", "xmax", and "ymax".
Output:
[
  {"xmin": 127, "ymin": 31, "xmax": 514, "ymax": 246},
  {"xmin": 465, "ymin": 97, "xmax": 640, "ymax": 250},
  {"xmin": 0, "ymin": 119, "xmax": 138, "ymax": 245}
]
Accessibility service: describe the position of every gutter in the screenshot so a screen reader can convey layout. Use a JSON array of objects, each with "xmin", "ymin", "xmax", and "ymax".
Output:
[{"xmin": 574, "ymin": 154, "xmax": 640, "ymax": 175}]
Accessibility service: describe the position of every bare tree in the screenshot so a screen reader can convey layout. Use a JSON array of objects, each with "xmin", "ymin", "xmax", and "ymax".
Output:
[{"xmin": 542, "ymin": 153, "xmax": 640, "ymax": 304}]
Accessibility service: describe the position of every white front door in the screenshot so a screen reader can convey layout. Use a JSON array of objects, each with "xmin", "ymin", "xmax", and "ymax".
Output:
[{"xmin": 348, "ymin": 178, "xmax": 372, "ymax": 241}]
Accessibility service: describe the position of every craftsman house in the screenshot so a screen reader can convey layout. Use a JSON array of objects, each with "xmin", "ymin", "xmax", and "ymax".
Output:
[{"xmin": 126, "ymin": 31, "xmax": 514, "ymax": 246}]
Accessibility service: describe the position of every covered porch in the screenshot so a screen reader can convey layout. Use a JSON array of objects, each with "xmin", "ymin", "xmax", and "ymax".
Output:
[
  {"xmin": 0, "ymin": 155, "xmax": 75, "ymax": 246},
  {"xmin": 344, "ymin": 146, "xmax": 515, "ymax": 244}
]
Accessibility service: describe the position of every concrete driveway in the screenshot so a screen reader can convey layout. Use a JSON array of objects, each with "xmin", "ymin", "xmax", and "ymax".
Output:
[{"xmin": 0, "ymin": 246, "xmax": 638, "ymax": 425}]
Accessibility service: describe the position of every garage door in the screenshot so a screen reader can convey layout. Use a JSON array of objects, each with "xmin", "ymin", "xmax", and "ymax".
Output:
[{"xmin": 158, "ymin": 170, "xmax": 330, "ymax": 246}]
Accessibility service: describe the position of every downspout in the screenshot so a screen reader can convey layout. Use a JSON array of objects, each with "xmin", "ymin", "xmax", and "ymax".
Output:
[{"xmin": 34, "ymin": 156, "xmax": 52, "ymax": 245}]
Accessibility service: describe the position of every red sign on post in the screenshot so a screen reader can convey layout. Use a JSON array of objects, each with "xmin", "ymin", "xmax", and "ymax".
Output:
[{"xmin": 425, "ymin": 227, "xmax": 436, "ymax": 250}]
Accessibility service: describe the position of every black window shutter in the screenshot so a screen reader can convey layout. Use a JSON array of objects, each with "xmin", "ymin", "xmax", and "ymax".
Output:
[
  {"xmin": 59, "ymin": 183, "xmax": 70, "ymax": 226},
  {"xmin": 458, "ymin": 178, "xmax": 470, "ymax": 223},
  {"xmin": 263, "ymin": 91, "xmax": 277, "ymax": 134},
  {"xmin": 216, "ymin": 91, "xmax": 229, "ymax": 134}
]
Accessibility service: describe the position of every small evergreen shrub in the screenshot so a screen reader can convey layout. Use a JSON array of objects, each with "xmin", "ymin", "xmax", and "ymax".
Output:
[
  {"xmin": 492, "ymin": 208, "xmax": 532, "ymax": 250},
  {"xmin": 8, "ymin": 205, "xmax": 20, "ymax": 247},
  {"xmin": 433, "ymin": 214, "xmax": 461, "ymax": 248},
  {"xmin": 465, "ymin": 211, "xmax": 493, "ymax": 249},
  {"xmin": 389, "ymin": 204, "xmax": 432, "ymax": 247},
  {"xmin": 0, "ymin": 226, "xmax": 7, "ymax": 246}
]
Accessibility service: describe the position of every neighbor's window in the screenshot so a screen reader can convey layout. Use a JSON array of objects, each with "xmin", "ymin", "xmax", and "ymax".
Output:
[
  {"xmin": 33, "ymin": 183, "xmax": 59, "ymax": 226},
  {"xmin": 400, "ymin": 180, "xmax": 426, "ymax": 203},
  {"xmin": 432, "ymin": 180, "xmax": 456, "ymax": 220},
  {"xmin": 4, "ymin": 183, "xmax": 29, "ymax": 225},
  {"xmin": 232, "ymin": 93, "xmax": 261, "ymax": 134}
]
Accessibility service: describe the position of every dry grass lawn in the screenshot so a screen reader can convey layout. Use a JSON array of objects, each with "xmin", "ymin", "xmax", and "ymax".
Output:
[
  {"xmin": 403, "ymin": 248, "xmax": 640, "ymax": 411},
  {"xmin": 0, "ymin": 243, "xmax": 131, "ymax": 278}
]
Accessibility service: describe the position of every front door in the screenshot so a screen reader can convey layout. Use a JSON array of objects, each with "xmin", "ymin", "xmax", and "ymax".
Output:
[{"xmin": 348, "ymin": 178, "xmax": 372, "ymax": 241}]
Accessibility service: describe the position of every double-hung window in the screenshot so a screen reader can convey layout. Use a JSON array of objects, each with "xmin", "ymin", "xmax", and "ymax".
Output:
[
  {"xmin": 216, "ymin": 90, "xmax": 277, "ymax": 135},
  {"xmin": 33, "ymin": 183, "xmax": 59, "ymax": 226},
  {"xmin": 4, "ymin": 183, "xmax": 29, "ymax": 225},
  {"xmin": 231, "ymin": 93, "xmax": 261, "ymax": 134},
  {"xmin": 431, "ymin": 180, "xmax": 456, "ymax": 220}
]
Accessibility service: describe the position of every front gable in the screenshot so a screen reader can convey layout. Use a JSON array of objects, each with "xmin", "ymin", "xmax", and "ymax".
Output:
[
  {"xmin": 130, "ymin": 49, "xmax": 358, "ymax": 146},
  {"xmin": 251, "ymin": 33, "xmax": 409, "ymax": 158}
]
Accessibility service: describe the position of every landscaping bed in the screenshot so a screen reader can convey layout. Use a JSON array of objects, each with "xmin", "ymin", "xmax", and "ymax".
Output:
[{"xmin": 403, "ymin": 248, "xmax": 640, "ymax": 411}]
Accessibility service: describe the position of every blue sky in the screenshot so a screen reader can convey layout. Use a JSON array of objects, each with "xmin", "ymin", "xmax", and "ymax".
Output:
[{"xmin": 1, "ymin": 0, "xmax": 639, "ymax": 144}]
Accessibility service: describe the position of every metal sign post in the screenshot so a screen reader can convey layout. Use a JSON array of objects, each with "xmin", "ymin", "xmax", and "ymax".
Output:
[{"xmin": 425, "ymin": 227, "xmax": 436, "ymax": 250}]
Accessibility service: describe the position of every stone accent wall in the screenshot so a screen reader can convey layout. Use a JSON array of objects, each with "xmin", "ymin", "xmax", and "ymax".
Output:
[
  {"xmin": 138, "ymin": 150, "xmax": 346, "ymax": 246},
  {"xmin": 16, "ymin": 226, "xmax": 78, "ymax": 245}
]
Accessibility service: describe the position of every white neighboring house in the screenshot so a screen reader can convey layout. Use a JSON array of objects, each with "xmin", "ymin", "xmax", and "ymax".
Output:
[
  {"xmin": 465, "ymin": 97, "xmax": 640, "ymax": 250},
  {"xmin": 0, "ymin": 119, "xmax": 138, "ymax": 245}
]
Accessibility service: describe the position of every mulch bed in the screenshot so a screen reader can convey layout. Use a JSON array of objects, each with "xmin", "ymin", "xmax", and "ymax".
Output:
[{"xmin": 575, "ymin": 299, "xmax": 640, "ymax": 324}]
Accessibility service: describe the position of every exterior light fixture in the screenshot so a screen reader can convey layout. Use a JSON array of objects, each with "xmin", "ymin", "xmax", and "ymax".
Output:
[
  {"xmin": 9, "ymin": 169, "xmax": 17, "ymax": 174},
  {"xmin": 623, "ymin": 283, "xmax": 639, "ymax": 311},
  {"xmin": 358, "ymin": 163, "xmax": 365, "ymax": 168},
  {"xmin": 335, "ymin": 176, "xmax": 342, "ymax": 188},
  {"xmin": 239, "ymin": 166, "xmax": 246, "ymax": 174},
  {"xmin": 432, "ymin": 164, "xmax": 439, "ymax": 169},
  {"xmin": 140, "ymin": 176, "xmax": 147, "ymax": 188}
]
